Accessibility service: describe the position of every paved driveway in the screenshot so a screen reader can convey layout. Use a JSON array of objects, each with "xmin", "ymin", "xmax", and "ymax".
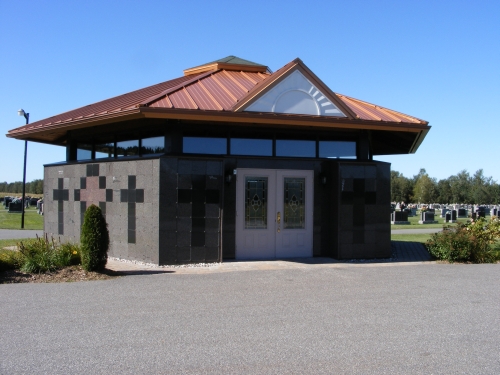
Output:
[
  {"xmin": 0, "ymin": 229, "xmax": 43, "ymax": 239},
  {"xmin": 1, "ymin": 263, "xmax": 499, "ymax": 374}
]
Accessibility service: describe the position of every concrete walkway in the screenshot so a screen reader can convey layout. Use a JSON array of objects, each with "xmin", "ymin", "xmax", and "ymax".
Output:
[{"xmin": 106, "ymin": 241, "xmax": 433, "ymax": 275}]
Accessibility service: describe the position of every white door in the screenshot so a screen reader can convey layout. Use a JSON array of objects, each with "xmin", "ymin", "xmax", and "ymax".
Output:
[{"xmin": 235, "ymin": 169, "xmax": 313, "ymax": 259}]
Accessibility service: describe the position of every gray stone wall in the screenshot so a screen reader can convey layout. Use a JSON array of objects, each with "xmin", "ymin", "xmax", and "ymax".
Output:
[{"xmin": 44, "ymin": 159, "xmax": 160, "ymax": 264}]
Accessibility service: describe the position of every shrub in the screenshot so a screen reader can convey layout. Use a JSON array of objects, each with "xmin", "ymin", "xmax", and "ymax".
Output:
[
  {"xmin": 426, "ymin": 217, "xmax": 500, "ymax": 263},
  {"xmin": 0, "ymin": 249, "xmax": 24, "ymax": 271},
  {"xmin": 17, "ymin": 235, "xmax": 81, "ymax": 273},
  {"xmin": 80, "ymin": 204, "xmax": 109, "ymax": 272}
]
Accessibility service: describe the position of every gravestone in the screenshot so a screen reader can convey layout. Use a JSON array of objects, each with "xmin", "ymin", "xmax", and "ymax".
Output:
[
  {"xmin": 445, "ymin": 210, "xmax": 457, "ymax": 223},
  {"xmin": 29, "ymin": 197, "xmax": 38, "ymax": 206},
  {"xmin": 492, "ymin": 208, "xmax": 498, "ymax": 216},
  {"xmin": 440, "ymin": 208, "xmax": 449, "ymax": 218},
  {"xmin": 457, "ymin": 208, "xmax": 467, "ymax": 218},
  {"xmin": 391, "ymin": 210, "xmax": 410, "ymax": 225},
  {"xmin": 4, "ymin": 197, "xmax": 12, "ymax": 208},
  {"xmin": 8, "ymin": 202, "xmax": 22, "ymax": 213},
  {"xmin": 419, "ymin": 211, "xmax": 438, "ymax": 224}
]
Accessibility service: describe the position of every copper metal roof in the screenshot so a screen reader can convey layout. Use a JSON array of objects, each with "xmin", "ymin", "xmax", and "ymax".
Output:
[{"xmin": 6, "ymin": 56, "xmax": 430, "ymax": 151}]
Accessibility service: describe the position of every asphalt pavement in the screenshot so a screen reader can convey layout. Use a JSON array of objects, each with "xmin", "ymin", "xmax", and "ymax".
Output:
[{"xmin": 1, "ymin": 263, "xmax": 499, "ymax": 374}]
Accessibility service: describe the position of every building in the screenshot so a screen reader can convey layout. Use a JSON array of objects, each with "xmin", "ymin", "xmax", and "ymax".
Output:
[{"xmin": 7, "ymin": 56, "xmax": 430, "ymax": 264}]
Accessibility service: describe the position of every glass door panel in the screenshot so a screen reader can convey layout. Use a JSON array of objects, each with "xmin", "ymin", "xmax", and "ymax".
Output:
[{"xmin": 283, "ymin": 177, "xmax": 305, "ymax": 229}]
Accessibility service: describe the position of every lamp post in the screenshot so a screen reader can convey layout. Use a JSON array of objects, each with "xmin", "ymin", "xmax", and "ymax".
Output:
[{"xmin": 18, "ymin": 109, "xmax": 29, "ymax": 229}]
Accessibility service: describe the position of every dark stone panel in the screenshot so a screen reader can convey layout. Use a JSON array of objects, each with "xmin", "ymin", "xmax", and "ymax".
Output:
[
  {"xmin": 128, "ymin": 175, "xmax": 136, "ymax": 190},
  {"xmin": 177, "ymin": 203, "xmax": 192, "ymax": 218},
  {"xmin": 120, "ymin": 189, "xmax": 128, "ymax": 202},
  {"xmin": 92, "ymin": 164, "xmax": 99, "ymax": 176},
  {"xmin": 192, "ymin": 175, "xmax": 205, "ymax": 190},
  {"xmin": 58, "ymin": 178, "xmax": 63, "ymax": 189},
  {"xmin": 205, "ymin": 232, "xmax": 219, "ymax": 247},
  {"xmin": 205, "ymin": 247, "xmax": 219, "ymax": 262},
  {"xmin": 191, "ymin": 231, "xmax": 205, "ymax": 247},
  {"xmin": 341, "ymin": 192, "xmax": 354, "ymax": 204},
  {"xmin": 206, "ymin": 175, "xmax": 222, "ymax": 189},
  {"xmin": 99, "ymin": 176, "xmax": 106, "ymax": 189},
  {"xmin": 128, "ymin": 216, "xmax": 136, "ymax": 231},
  {"xmin": 86, "ymin": 164, "xmax": 93, "ymax": 177},
  {"xmin": 128, "ymin": 230, "xmax": 136, "ymax": 244},
  {"xmin": 177, "ymin": 247, "xmax": 191, "ymax": 262},
  {"xmin": 74, "ymin": 189, "xmax": 80, "ymax": 202},
  {"xmin": 191, "ymin": 161, "xmax": 207, "ymax": 175},
  {"xmin": 160, "ymin": 216, "xmax": 177, "ymax": 232},
  {"xmin": 205, "ymin": 204, "xmax": 220, "ymax": 218},
  {"xmin": 192, "ymin": 218, "xmax": 205, "ymax": 232},
  {"xmin": 353, "ymin": 212, "xmax": 364, "ymax": 227},
  {"xmin": 178, "ymin": 160, "xmax": 192, "ymax": 175},
  {"xmin": 353, "ymin": 196, "xmax": 364, "ymax": 207},
  {"xmin": 62, "ymin": 190, "xmax": 69, "ymax": 201},
  {"xmin": 206, "ymin": 161, "xmax": 222, "ymax": 176},
  {"xmin": 176, "ymin": 232, "xmax": 191, "ymax": 247},
  {"xmin": 128, "ymin": 202, "xmax": 136, "ymax": 216},
  {"xmin": 178, "ymin": 189, "xmax": 192, "ymax": 203},
  {"xmin": 136, "ymin": 189, "xmax": 144, "ymax": 203},
  {"xmin": 99, "ymin": 202, "xmax": 106, "ymax": 216},
  {"xmin": 192, "ymin": 202, "xmax": 205, "ymax": 218},
  {"xmin": 106, "ymin": 189, "xmax": 113, "ymax": 202},
  {"xmin": 58, "ymin": 201, "xmax": 64, "ymax": 213},
  {"xmin": 53, "ymin": 190, "xmax": 59, "ymax": 200},
  {"xmin": 159, "ymin": 246, "xmax": 177, "ymax": 265},
  {"xmin": 353, "ymin": 178, "xmax": 365, "ymax": 193},
  {"xmin": 177, "ymin": 217, "xmax": 192, "ymax": 232},
  {"xmin": 80, "ymin": 177, "xmax": 87, "ymax": 189},
  {"xmin": 58, "ymin": 222, "xmax": 64, "ymax": 235},
  {"xmin": 365, "ymin": 192, "xmax": 376, "ymax": 205},
  {"xmin": 191, "ymin": 246, "xmax": 205, "ymax": 262},
  {"xmin": 178, "ymin": 174, "xmax": 192, "ymax": 189},
  {"xmin": 205, "ymin": 190, "xmax": 220, "ymax": 204},
  {"xmin": 58, "ymin": 211, "xmax": 64, "ymax": 222},
  {"xmin": 192, "ymin": 190, "xmax": 205, "ymax": 204},
  {"xmin": 128, "ymin": 189, "xmax": 137, "ymax": 203},
  {"xmin": 205, "ymin": 218, "xmax": 220, "ymax": 232},
  {"xmin": 353, "ymin": 229, "xmax": 365, "ymax": 244}
]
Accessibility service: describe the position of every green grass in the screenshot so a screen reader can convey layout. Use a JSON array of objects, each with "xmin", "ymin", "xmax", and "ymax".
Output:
[
  {"xmin": 391, "ymin": 214, "xmax": 470, "ymax": 230},
  {"xmin": 0, "ymin": 238, "xmax": 30, "ymax": 249},
  {"xmin": 0, "ymin": 206, "xmax": 44, "ymax": 230},
  {"xmin": 0, "ymin": 192, "xmax": 43, "ymax": 198},
  {"xmin": 391, "ymin": 233, "xmax": 432, "ymax": 243}
]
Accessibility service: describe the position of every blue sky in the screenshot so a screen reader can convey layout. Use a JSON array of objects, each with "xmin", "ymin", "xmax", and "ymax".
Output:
[{"xmin": 1, "ymin": 0, "xmax": 499, "ymax": 183}]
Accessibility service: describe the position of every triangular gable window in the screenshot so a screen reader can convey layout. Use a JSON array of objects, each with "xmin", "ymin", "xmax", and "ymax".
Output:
[{"xmin": 244, "ymin": 70, "xmax": 346, "ymax": 117}]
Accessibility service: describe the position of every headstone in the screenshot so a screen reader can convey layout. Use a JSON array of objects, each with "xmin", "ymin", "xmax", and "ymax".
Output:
[
  {"xmin": 457, "ymin": 208, "xmax": 467, "ymax": 218},
  {"xmin": 419, "ymin": 211, "xmax": 438, "ymax": 224},
  {"xmin": 445, "ymin": 210, "xmax": 457, "ymax": 223},
  {"xmin": 440, "ymin": 208, "xmax": 450, "ymax": 218},
  {"xmin": 8, "ymin": 202, "xmax": 23, "ymax": 213},
  {"xmin": 391, "ymin": 211, "xmax": 410, "ymax": 225},
  {"xmin": 29, "ymin": 197, "xmax": 38, "ymax": 206},
  {"xmin": 492, "ymin": 208, "xmax": 498, "ymax": 216}
]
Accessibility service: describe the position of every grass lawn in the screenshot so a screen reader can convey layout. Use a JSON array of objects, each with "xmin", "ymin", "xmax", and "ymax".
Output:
[
  {"xmin": 0, "ymin": 238, "xmax": 29, "ymax": 249},
  {"xmin": 391, "ymin": 233, "xmax": 432, "ymax": 243},
  {"xmin": 0, "ymin": 207, "xmax": 43, "ymax": 230},
  {"xmin": 391, "ymin": 214, "xmax": 470, "ymax": 230}
]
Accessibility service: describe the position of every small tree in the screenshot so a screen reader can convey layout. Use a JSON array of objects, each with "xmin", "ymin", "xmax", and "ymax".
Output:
[{"xmin": 80, "ymin": 204, "xmax": 109, "ymax": 271}]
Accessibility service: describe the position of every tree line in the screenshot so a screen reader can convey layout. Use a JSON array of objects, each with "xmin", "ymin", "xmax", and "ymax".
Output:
[
  {"xmin": 0, "ymin": 179, "xmax": 44, "ymax": 195},
  {"xmin": 391, "ymin": 169, "xmax": 500, "ymax": 204}
]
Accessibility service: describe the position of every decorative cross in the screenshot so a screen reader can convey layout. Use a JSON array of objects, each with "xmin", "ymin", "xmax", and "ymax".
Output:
[
  {"xmin": 120, "ymin": 175, "xmax": 144, "ymax": 244},
  {"xmin": 53, "ymin": 178, "xmax": 69, "ymax": 235},
  {"xmin": 74, "ymin": 163, "xmax": 113, "ymax": 227}
]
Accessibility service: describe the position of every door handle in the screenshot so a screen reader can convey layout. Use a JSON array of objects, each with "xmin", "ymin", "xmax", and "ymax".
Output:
[{"xmin": 277, "ymin": 212, "xmax": 281, "ymax": 224}]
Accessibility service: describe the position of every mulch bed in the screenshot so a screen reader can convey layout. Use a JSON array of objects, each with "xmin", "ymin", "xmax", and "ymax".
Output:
[{"xmin": 0, "ymin": 266, "xmax": 122, "ymax": 284}]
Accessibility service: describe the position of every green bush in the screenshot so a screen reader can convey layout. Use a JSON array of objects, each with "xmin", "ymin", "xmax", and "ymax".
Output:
[
  {"xmin": 16, "ymin": 235, "xmax": 81, "ymax": 273},
  {"xmin": 426, "ymin": 217, "xmax": 500, "ymax": 263},
  {"xmin": 0, "ymin": 249, "xmax": 24, "ymax": 271},
  {"xmin": 80, "ymin": 204, "xmax": 109, "ymax": 272}
]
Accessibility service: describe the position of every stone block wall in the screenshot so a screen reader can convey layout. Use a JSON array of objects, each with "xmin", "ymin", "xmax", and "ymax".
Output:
[
  {"xmin": 44, "ymin": 159, "xmax": 160, "ymax": 263},
  {"xmin": 337, "ymin": 161, "xmax": 391, "ymax": 259}
]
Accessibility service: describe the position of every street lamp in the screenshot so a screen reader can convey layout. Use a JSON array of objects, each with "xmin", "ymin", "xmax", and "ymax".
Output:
[{"xmin": 18, "ymin": 109, "xmax": 29, "ymax": 229}]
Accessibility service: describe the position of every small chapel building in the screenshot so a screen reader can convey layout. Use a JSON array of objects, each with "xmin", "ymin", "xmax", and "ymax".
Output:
[{"xmin": 7, "ymin": 56, "xmax": 430, "ymax": 264}]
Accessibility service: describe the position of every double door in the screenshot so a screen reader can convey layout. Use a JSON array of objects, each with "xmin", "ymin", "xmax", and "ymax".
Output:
[{"xmin": 235, "ymin": 169, "xmax": 313, "ymax": 259}]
